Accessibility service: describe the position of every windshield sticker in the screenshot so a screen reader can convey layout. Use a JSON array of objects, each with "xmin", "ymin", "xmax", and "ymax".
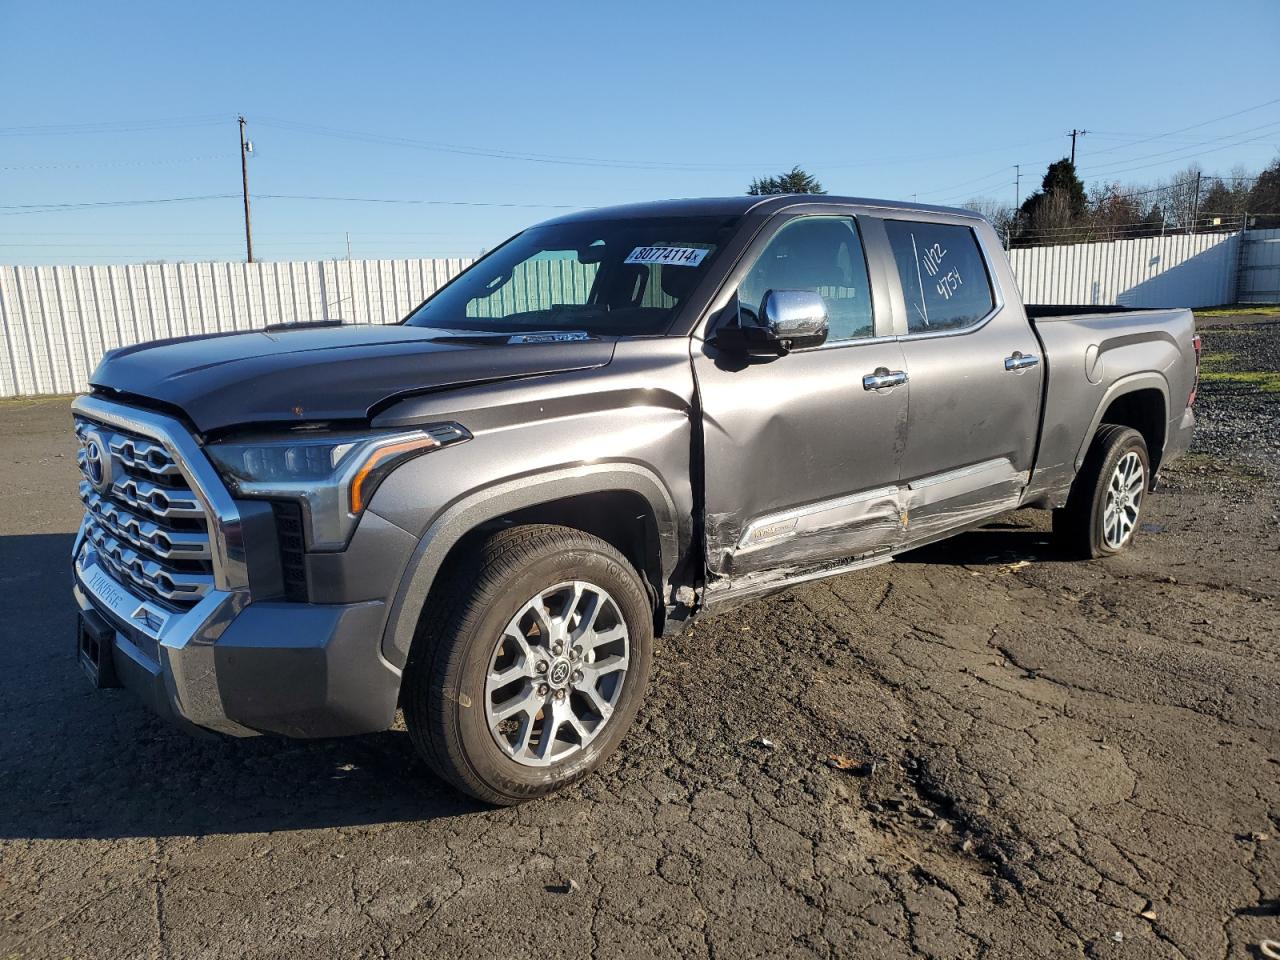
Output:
[{"xmin": 624, "ymin": 245, "xmax": 709, "ymax": 267}]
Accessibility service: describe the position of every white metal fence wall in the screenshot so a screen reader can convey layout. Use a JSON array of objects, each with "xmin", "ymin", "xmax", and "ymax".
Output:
[
  {"xmin": 3, "ymin": 230, "xmax": 1279, "ymax": 398},
  {"xmin": 0, "ymin": 258, "xmax": 472, "ymax": 397},
  {"xmin": 1238, "ymin": 228, "xmax": 1280, "ymax": 303},
  {"xmin": 1008, "ymin": 230, "xmax": 1243, "ymax": 308}
]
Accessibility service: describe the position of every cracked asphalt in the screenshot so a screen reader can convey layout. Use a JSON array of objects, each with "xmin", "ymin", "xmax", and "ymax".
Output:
[{"xmin": 2, "ymin": 313, "xmax": 1278, "ymax": 959}]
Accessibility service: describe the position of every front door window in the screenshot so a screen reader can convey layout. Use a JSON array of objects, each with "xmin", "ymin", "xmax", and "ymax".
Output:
[{"xmin": 737, "ymin": 216, "xmax": 876, "ymax": 343}]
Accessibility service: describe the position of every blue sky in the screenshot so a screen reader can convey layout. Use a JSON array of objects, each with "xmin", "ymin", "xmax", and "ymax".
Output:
[{"xmin": 2, "ymin": 0, "xmax": 1278, "ymax": 264}]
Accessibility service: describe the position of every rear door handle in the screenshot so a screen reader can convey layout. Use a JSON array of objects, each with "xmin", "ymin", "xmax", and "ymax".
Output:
[
  {"xmin": 1004, "ymin": 351, "xmax": 1040, "ymax": 371},
  {"xmin": 863, "ymin": 368, "xmax": 908, "ymax": 390}
]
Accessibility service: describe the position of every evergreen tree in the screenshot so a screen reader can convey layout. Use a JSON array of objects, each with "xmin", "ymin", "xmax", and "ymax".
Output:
[
  {"xmin": 1040, "ymin": 159, "xmax": 1088, "ymax": 218},
  {"xmin": 1247, "ymin": 158, "xmax": 1280, "ymax": 216},
  {"xmin": 747, "ymin": 166, "xmax": 827, "ymax": 195},
  {"xmin": 1014, "ymin": 158, "xmax": 1089, "ymax": 244}
]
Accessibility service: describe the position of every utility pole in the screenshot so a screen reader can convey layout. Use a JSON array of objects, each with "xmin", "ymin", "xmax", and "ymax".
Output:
[
  {"xmin": 1069, "ymin": 128, "xmax": 1088, "ymax": 165},
  {"xmin": 1008, "ymin": 165, "xmax": 1021, "ymax": 250},
  {"xmin": 1190, "ymin": 172, "xmax": 1202, "ymax": 235},
  {"xmin": 238, "ymin": 116, "xmax": 254, "ymax": 263},
  {"xmin": 345, "ymin": 232, "xmax": 352, "ymax": 260}
]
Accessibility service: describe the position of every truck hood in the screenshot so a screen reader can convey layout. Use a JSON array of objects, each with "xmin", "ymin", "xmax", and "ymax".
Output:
[{"xmin": 89, "ymin": 323, "xmax": 616, "ymax": 433}]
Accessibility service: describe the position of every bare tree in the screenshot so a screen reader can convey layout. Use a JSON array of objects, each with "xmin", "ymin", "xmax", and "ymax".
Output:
[
  {"xmin": 990, "ymin": 156, "xmax": 1277, "ymax": 246},
  {"xmin": 961, "ymin": 197, "xmax": 1015, "ymax": 237},
  {"xmin": 1021, "ymin": 189, "xmax": 1078, "ymax": 244},
  {"xmin": 1153, "ymin": 164, "xmax": 1203, "ymax": 231},
  {"xmin": 1088, "ymin": 182, "xmax": 1148, "ymax": 240}
]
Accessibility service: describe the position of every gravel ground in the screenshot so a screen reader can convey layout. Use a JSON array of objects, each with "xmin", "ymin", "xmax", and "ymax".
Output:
[
  {"xmin": 1191, "ymin": 314, "xmax": 1280, "ymax": 473},
  {"xmin": 1, "ymin": 312, "xmax": 1277, "ymax": 959}
]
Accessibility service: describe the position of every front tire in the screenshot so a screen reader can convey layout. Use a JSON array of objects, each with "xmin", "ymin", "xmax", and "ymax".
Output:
[
  {"xmin": 402, "ymin": 524, "xmax": 653, "ymax": 805},
  {"xmin": 1053, "ymin": 424, "xmax": 1150, "ymax": 559}
]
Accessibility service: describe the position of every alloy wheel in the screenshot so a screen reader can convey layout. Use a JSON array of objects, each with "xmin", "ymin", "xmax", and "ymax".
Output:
[
  {"xmin": 1102, "ymin": 451, "xmax": 1144, "ymax": 549},
  {"xmin": 483, "ymin": 580, "xmax": 630, "ymax": 767}
]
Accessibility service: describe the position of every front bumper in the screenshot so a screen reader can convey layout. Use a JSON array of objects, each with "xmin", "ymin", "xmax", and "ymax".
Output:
[
  {"xmin": 74, "ymin": 542, "xmax": 401, "ymax": 738},
  {"xmin": 71, "ymin": 393, "xmax": 407, "ymax": 739}
]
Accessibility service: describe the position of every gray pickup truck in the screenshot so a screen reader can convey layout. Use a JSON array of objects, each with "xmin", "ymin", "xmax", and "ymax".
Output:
[{"xmin": 71, "ymin": 195, "xmax": 1200, "ymax": 803}]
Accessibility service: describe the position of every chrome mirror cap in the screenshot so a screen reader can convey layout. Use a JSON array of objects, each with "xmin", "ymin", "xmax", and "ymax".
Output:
[{"xmin": 760, "ymin": 289, "xmax": 828, "ymax": 349}]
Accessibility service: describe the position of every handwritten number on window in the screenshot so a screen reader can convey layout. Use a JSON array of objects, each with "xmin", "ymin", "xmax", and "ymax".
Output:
[
  {"xmin": 918, "ymin": 240, "xmax": 964, "ymax": 301},
  {"xmin": 935, "ymin": 268, "xmax": 963, "ymax": 300},
  {"xmin": 920, "ymin": 242, "xmax": 946, "ymax": 277}
]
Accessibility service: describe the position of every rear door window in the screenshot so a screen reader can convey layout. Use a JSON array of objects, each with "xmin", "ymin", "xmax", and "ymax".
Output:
[{"xmin": 883, "ymin": 220, "xmax": 995, "ymax": 334}]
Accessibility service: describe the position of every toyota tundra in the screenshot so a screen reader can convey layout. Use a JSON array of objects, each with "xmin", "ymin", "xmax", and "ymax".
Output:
[{"xmin": 71, "ymin": 195, "xmax": 1200, "ymax": 803}]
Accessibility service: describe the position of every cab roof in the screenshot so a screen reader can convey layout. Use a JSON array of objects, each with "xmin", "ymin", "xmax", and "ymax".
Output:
[{"xmin": 542, "ymin": 194, "xmax": 984, "ymax": 225}]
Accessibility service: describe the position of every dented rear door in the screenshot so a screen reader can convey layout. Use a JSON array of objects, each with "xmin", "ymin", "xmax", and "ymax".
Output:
[{"xmin": 879, "ymin": 215, "xmax": 1043, "ymax": 545}]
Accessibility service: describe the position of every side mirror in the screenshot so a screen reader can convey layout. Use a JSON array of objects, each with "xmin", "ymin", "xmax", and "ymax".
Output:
[
  {"xmin": 761, "ymin": 289, "xmax": 828, "ymax": 349},
  {"xmin": 712, "ymin": 289, "xmax": 829, "ymax": 356}
]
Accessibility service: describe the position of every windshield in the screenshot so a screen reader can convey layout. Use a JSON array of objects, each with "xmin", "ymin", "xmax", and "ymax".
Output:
[{"xmin": 403, "ymin": 216, "xmax": 739, "ymax": 337}]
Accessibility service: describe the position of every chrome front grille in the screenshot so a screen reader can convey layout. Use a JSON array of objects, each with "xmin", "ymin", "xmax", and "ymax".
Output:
[
  {"xmin": 79, "ymin": 487, "xmax": 212, "ymax": 561},
  {"xmin": 111, "ymin": 475, "xmax": 204, "ymax": 519},
  {"xmin": 75, "ymin": 416, "xmax": 216, "ymax": 608}
]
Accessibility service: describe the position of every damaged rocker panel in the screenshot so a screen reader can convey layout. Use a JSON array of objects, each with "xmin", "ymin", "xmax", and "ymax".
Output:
[
  {"xmin": 737, "ymin": 485, "xmax": 900, "ymax": 552},
  {"xmin": 710, "ymin": 458, "xmax": 1029, "ymax": 590}
]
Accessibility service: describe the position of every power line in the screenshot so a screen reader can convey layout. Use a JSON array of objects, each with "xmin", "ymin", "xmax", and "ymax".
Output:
[
  {"xmin": 1089, "ymin": 130, "xmax": 1279, "ymax": 148},
  {"xmin": 0, "ymin": 240, "xmax": 482, "ymax": 250},
  {"xmin": 254, "ymin": 193, "xmax": 585, "ymax": 209},
  {"xmin": 1081, "ymin": 133, "xmax": 1280, "ymax": 180},
  {"xmin": 0, "ymin": 194, "xmax": 238, "ymax": 215},
  {"xmin": 0, "ymin": 107, "xmax": 1064, "ymax": 175},
  {"xmin": 929, "ymin": 103, "xmax": 1280, "ymax": 204},
  {"xmin": 0, "ymin": 114, "xmax": 231, "ymax": 136},
  {"xmin": 949, "ymin": 134, "xmax": 1272, "ymax": 206},
  {"xmin": 1080, "ymin": 118, "xmax": 1280, "ymax": 176},
  {"xmin": 2, "ymin": 229, "xmax": 491, "ymax": 237},
  {"xmin": 1074, "ymin": 96, "xmax": 1280, "ymax": 157},
  {"xmin": 0, "ymin": 154, "xmax": 235, "ymax": 172},
  {"xmin": 254, "ymin": 115, "xmax": 1066, "ymax": 174},
  {"xmin": 0, "ymin": 192, "xmax": 588, "ymax": 216},
  {"xmin": 253, "ymin": 116, "xmax": 772, "ymax": 172},
  {"xmin": 913, "ymin": 165, "xmax": 1017, "ymax": 199}
]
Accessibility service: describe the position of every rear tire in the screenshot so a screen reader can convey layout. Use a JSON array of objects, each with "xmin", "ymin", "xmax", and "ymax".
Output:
[
  {"xmin": 402, "ymin": 524, "xmax": 653, "ymax": 805},
  {"xmin": 1053, "ymin": 424, "xmax": 1150, "ymax": 559}
]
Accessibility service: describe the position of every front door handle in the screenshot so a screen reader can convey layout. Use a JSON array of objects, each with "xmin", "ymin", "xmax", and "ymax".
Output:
[
  {"xmin": 1004, "ymin": 351, "xmax": 1040, "ymax": 371},
  {"xmin": 863, "ymin": 368, "xmax": 908, "ymax": 390}
]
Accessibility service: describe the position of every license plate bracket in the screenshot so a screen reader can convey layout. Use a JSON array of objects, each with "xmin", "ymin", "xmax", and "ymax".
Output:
[{"xmin": 77, "ymin": 608, "xmax": 120, "ymax": 688}]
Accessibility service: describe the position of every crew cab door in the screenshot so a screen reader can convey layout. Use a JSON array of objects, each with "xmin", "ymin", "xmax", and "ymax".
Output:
[
  {"xmin": 877, "ymin": 215, "xmax": 1043, "ymax": 545},
  {"xmin": 693, "ymin": 214, "xmax": 908, "ymax": 599}
]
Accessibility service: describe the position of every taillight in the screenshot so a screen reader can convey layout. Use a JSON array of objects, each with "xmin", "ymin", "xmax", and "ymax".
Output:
[{"xmin": 1189, "ymin": 334, "xmax": 1202, "ymax": 407}]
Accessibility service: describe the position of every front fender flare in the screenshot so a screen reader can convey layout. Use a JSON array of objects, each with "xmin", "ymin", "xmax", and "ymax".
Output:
[{"xmin": 379, "ymin": 463, "xmax": 679, "ymax": 670}]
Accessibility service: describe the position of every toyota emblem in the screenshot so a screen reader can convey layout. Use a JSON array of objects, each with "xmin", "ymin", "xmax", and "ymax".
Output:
[{"xmin": 82, "ymin": 432, "xmax": 112, "ymax": 492}]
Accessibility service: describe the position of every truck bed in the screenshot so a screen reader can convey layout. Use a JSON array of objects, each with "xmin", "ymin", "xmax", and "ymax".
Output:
[{"xmin": 1024, "ymin": 305, "xmax": 1198, "ymax": 505}]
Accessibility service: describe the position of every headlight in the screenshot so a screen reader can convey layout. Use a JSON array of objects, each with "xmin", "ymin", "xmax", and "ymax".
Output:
[{"xmin": 206, "ymin": 423, "xmax": 470, "ymax": 549}]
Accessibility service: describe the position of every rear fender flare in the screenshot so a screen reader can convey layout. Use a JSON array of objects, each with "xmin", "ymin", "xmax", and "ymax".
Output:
[{"xmin": 1074, "ymin": 372, "xmax": 1169, "ymax": 471}]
